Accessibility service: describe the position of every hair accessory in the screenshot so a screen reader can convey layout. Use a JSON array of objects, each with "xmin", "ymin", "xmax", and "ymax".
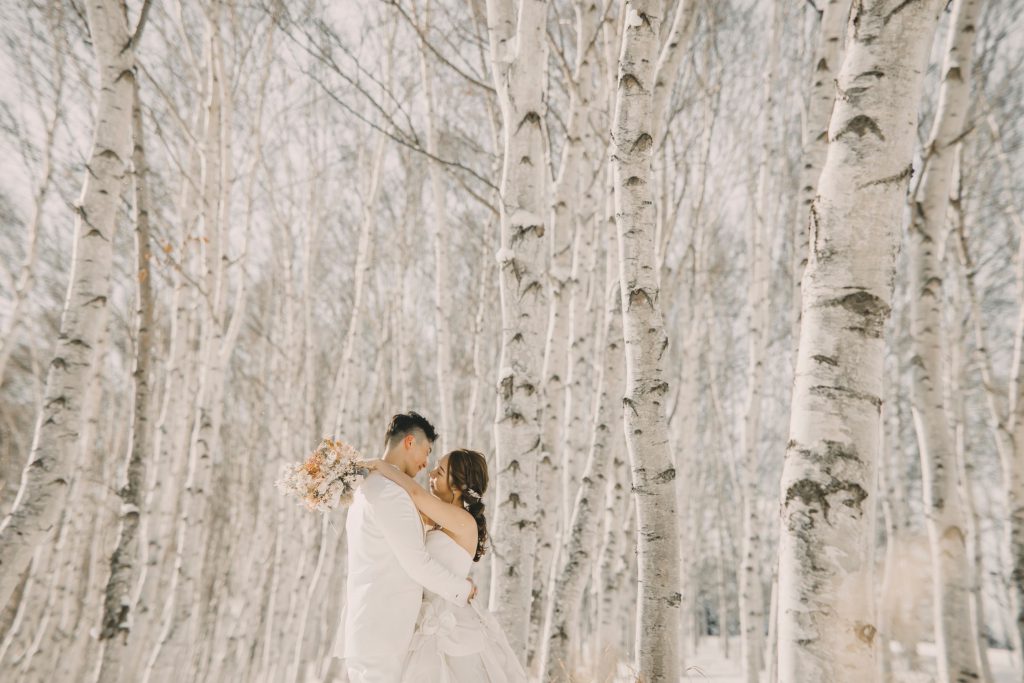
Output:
[{"xmin": 464, "ymin": 488, "xmax": 480, "ymax": 500}]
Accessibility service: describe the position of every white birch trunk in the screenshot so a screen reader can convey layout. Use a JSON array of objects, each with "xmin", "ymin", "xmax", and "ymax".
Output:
[
  {"xmin": 418, "ymin": 6, "xmax": 455, "ymax": 447},
  {"xmin": 131, "ymin": 86, "xmax": 206, "ymax": 673},
  {"xmin": 0, "ymin": 0, "xmax": 134, "ymax": 612},
  {"xmin": 532, "ymin": 3, "xmax": 602, "ymax": 652},
  {"xmin": 595, "ymin": 446, "xmax": 629, "ymax": 663},
  {"xmin": 95, "ymin": 74, "xmax": 154, "ymax": 683},
  {"xmin": 329, "ymin": 133, "xmax": 385, "ymax": 436},
  {"xmin": 795, "ymin": 0, "xmax": 851, "ymax": 296},
  {"xmin": 907, "ymin": 2, "xmax": 985, "ymax": 680},
  {"xmin": 147, "ymin": 15, "xmax": 231, "ymax": 676},
  {"xmin": 954, "ymin": 119, "xmax": 1024, "ymax": 672},
  {"xmin": 715, "ymin": 489, "xmax": 733, "ymax": 659},
  {"xmin": 948, "ymin": 259, "xmax": 995, "ymax": 683},
  {"xmin": 485, "ymin": 0, "xmax": 551, "ymax": 656},
  {"xmin": 612, "ymin": 3, "xmax": 681, "ymax": 680},
  {"xmin": 539, "ymin": 267, "xmax": 623, "ymax": 682},
  {"xmin": 650, "ymin": 0, "xmax": 697, "ymax": 150},
  {"xmin": 739, "ymin": 6, "xmax": 780, "ymax": 679},
  {"xmin": 777, "ymin": 1, "xmax": 942, "ymax": 680}
]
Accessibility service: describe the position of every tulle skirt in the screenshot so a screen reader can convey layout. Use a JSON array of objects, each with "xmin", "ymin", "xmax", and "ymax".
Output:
[{"xmin": 400, "ymin": 595, "xmax": 527, "ymax": 683}]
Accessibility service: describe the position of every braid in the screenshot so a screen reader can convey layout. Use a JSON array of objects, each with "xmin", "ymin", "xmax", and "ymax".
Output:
[
  {"xmin": 447, "ymin": 449, "xmax": 490, "ymax": 562},
  {"xmin": 463, "ymin": 493, "xmax": 489, "ymax": 562}
]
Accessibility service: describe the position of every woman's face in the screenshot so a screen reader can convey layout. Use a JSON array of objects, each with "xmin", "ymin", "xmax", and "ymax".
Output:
[{"xmin": 428, "ymin": 455, "xmax": 455, "ymax": 502}]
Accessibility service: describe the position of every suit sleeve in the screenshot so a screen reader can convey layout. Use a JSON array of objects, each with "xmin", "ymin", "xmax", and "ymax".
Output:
[{"xmin": 366, "ymin": 479, "xmax": 472, "ymax": 606}]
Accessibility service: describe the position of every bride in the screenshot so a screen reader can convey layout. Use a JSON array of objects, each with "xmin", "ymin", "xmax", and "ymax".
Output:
[{"xmin": 361, "ymin": 448, "xmax": 527, "ymax": 683}]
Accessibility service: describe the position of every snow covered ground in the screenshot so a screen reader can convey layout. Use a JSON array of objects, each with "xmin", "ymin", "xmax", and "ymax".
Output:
[{"xmin": 602, "ymin": 637, "xmax": 1021, "ymax": 682}]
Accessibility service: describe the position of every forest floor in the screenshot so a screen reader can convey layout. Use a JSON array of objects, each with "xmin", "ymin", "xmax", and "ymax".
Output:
[{"xmin": 606, "ymin": 638, "xmax": 1020, "ymax": 682}]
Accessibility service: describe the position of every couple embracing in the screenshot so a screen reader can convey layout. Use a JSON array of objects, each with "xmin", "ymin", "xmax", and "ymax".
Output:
[{"xmin": 333, "ymin": 412, "xmax": 527, "ymax": 683}]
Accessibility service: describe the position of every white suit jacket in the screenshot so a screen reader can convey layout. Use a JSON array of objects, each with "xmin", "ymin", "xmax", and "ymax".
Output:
[{"xmin": 334, "ymin": 472, "xmax": 472, "ymax": 659}]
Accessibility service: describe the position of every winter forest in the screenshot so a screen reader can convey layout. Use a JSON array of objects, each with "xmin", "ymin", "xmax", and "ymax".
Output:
[{"xmin": 1, "ymin": 0, "xmax": 1023, "ymax": 681}]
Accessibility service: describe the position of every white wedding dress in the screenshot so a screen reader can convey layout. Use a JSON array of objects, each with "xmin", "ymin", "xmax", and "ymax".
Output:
[{"xmin": 401, "ymin": 529, "xmax": 527, "ymax": 682}]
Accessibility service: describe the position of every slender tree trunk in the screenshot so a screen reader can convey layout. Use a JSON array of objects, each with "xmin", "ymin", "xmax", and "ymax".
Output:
[
  {"xmin": 765, "ymin": 567, "xmax": 779, "ymax": 683},
  {"xmin": 485, "ymin": 0, "xmax": 551, "ymax": 656},
  {"xmin": 467, "ymin": 261, "xmax": 493, "ymax": 448},
  {"xmin": 794, "ymin": 0, "xmax": 851, "ymax": 303},
  {"xmin": 715, "ymin": 493, "xmax": 732, "ymax": 660},
  {"xmin": 418, "ymin": 3, "xmax": 455, "ymax": 447},
  {"xmin": 540, "ymin": 262, "xmax": 623, "ymax": 682},
  {"xmin": 777, "ymin": 1, "xmax": 942, "ymax": 680},
  {"xmin": 954, "ymin": 125, "xmax": 1024, "ymax": 673},
  {"xmin": 612, "ymin": 3, "xmax": 681, "ymax": 680},
  {"xmin": 1003, "ymin": 250, "xmax": 1024, "ymax": 676},
  {"xmin": 146, "ymin": 14, "xmax": 231, "ymax": 676},
  {"xmin": 739, "ymin": 5, "xmax": 780, "ymax": 680},
  {"xmin": 329, "ymin": 133, "xmax": 385, "ymax": 436},
  {"xmin": 0, "ymin": 0, "xmax": 134, "ymax": 612},
  {"xmin": 907, "ymin": 2, "xmax": 985, "ymax": 680},
  {"xmin": 947, "ymin": 255, "xmax": 995, "ymax": 683},
  {"xmin": 95, "ymin": 73, "xmax": 155, "ymax": 683},
  {"xmin": 650, "ymin": 0, "xmax": 697, "ymax": 150},
  {"xmin": 532, "ymin": 3, "xmax": 602, "ymax": 655}
]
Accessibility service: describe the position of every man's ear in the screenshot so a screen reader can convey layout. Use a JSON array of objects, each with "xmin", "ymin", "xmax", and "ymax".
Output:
[{"xmin": 403, "ymin": 434, "xmax": 415, "ymax": 450}]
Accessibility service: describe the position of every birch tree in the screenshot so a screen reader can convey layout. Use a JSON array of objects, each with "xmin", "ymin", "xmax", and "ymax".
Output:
[
  {"xmin": 954, "ymin": 111, "xmax": 1024, "ymax": 672},
  {"xmin": 539, "ymin": 262, "xmax": 623, "ymax": 682},
  {"xmin": 95, "ymin": 63, "xmax": 155, "ymax": 682},
  {"xmin": 534, "ymin": 0, "xmax": 603, "ymax": 650},
  {"xmin": 794, "ymin": 0, "xmax": 851, "ymax": 297},
  {"xmin": 612, "ymin": 2, "xmax": 681, "ymax": 679},
  {"xmin": 907, "ymin": 1, "xmax": 985, "ymax": 679},
  {"xmin": 737, "ymin": 4, "xmax": 781, "ymax": 679},
  {"xmin": 777, "ymin": 1, "xmax": 942, "ymax": 680},
  {"xmin": 485, "ymin": 0, "xmax": 551, "ymax": 655},
  {"xmin": 0, "ymin": 0, "xmax": 136, "ymax": 612}
]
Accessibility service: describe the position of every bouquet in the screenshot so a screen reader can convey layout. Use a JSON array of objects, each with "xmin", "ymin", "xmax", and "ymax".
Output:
[{"xmin": 275, "ymin": 438, "xmax": 368, "ymax": 512}]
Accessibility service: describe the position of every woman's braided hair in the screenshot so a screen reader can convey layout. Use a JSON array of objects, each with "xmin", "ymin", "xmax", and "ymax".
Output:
[{"xmin": 446, "ymin": 449, "xmax": 489, "ymax": 562}]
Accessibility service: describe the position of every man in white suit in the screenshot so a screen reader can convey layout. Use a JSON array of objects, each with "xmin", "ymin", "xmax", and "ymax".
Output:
[{"xmin": 336, "ymin": 412, "xmax": 475, "ymax": 683}]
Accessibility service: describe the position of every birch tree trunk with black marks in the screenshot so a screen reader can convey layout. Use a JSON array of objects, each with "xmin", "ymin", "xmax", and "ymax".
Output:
[
  {"xmin": 146, "ymin": 12, "xmax": 235, "ymax": 677},
  {"xmin": 539, "ymin": 265, "xmax": 623, "ymax": 682},
  {"xmin": 533, "ymin": 1, "xmax": 602, "ymax": 654},
  {"xmin": 485, "ymin": 0, "xmax": 551, "ymax": 656},
  {"xmin": 612, "ymin": 2, "xmax": 681, "ymax": 680},
  {"xmin": 95, "ymin": 73, "xmax": 155, "ymax": 683},
  {"xmin": 0, "ymin": 0, "xmax": 134, "ymax": 612},
  {"xmin": 777, "ymin": 1, "xmax": 942, "ymax": 680},
  {"xmin": 908, "ymin": 1, "xmax": 985, "ymax": 680},
  {"xmin": 795, "ymin": 0, "xmax": 851, "ymax": 300}
]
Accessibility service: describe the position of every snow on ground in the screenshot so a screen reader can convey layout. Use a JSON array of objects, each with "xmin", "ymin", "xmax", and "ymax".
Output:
[{"xmin": 603, "ymin": 637, "xmax": 1021, "ymax": 682}]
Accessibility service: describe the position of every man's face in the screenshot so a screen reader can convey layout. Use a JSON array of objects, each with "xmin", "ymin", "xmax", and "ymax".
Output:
[{"xmin": 405, "ymin": 433, "xmax": 433, "ymax": 475}]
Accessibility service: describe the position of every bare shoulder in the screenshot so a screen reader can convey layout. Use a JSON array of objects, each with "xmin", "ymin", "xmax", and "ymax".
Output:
[{"xmin": 440, "ymin": 503, "xmax": 476, "ymax": 531}]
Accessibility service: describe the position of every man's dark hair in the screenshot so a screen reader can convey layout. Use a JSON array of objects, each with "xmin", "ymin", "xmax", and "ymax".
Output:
[{"xmin": 384, "ymin": 412, "xmax": 438, "ymax": 447}]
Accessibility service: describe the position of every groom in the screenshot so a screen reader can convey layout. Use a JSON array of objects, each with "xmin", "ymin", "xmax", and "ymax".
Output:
[{"xmin": 334, "ymin": 412, "xmax": 476, "ymax": 683}]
